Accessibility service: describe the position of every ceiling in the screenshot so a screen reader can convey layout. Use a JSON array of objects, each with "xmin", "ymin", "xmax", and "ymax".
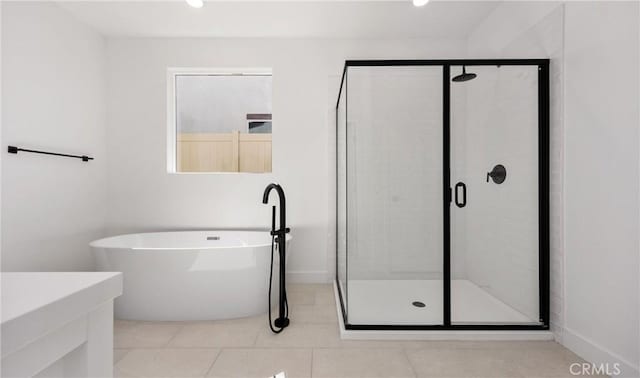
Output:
[{"xmin": 56, "ymin": 1, "xmax": 501, "ymax": 39}]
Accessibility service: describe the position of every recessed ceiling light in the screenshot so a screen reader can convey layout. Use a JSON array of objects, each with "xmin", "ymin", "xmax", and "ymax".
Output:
[
  {"xmin": 186, "ymin": 0, "xmax": 204, "ymax": 8},
  {"xmin": 413, "ymin": 0, "xmax": 429, "ymax": 6}
]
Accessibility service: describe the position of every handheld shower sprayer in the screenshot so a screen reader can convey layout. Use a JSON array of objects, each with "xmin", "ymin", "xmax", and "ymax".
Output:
[{"xmin": 262, "ymin": 183, "xmax": 290, "ymax": 333}]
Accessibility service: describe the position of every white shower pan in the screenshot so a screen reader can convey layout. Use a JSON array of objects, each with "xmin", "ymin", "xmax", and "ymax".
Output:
[{"xmin": 334, "ymin": 282, "xmax": 554, "ymax": 341}]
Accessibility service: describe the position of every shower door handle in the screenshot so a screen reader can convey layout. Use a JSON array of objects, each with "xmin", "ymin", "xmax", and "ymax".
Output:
[{"xmin": 454, "ymin": 182, "xmax": 466, "ymax": 208}]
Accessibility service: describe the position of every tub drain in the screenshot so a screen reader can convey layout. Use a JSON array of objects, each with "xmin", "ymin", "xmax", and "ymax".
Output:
[{"xmin": 412, "ymin": 301, "xmax": 426, "ymax": 308}]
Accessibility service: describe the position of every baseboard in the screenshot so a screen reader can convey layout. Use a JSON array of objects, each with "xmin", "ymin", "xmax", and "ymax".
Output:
[
  {"xmin": 562, "ymin": 327, "xmax": 639, "ymax": 378},
  {"xmin": 286, "ymin": 270, "xmax": 330, "ymax": 283}
]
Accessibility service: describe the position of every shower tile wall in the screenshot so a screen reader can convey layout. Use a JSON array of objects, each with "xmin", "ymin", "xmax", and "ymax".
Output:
[{"xmin": 345, "ymin": 66, "xmax": 444, "ymax": 281}]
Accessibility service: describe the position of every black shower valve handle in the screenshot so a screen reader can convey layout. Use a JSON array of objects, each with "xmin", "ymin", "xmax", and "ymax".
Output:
[
  {"xmin": 270, "ymin": 227, "xmax": 291, "ymax": 237},
  {"xmin": 272, "ymin": 230, "xmax": 288, "ymax": 245},
  {"xmin": 486, "ymin": 164, "xmax": 507, "ymax": 184},
  {"xmin": 486, "ymin": 170, "xmax": 498, "ymax": 182}
]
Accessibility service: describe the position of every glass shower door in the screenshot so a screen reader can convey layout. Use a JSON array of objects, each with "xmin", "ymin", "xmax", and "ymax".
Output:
[
  {"xmin": 449, "ymin": 64, "xmax": 542, "ymax": 325},
  {"xmin": 342, "ymin": 65, "xmax": 444, "ymax": 326}
]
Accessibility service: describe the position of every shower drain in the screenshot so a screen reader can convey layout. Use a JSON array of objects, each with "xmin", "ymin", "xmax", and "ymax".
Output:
[{"xmin": 412, "ymin": 301, "xmax": 426, "ymax": 308}]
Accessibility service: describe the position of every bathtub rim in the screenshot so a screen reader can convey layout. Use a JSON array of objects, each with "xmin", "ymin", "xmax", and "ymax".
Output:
[{"xmin": 89, "ymin": 230, "xmax": 293, "ymax": 251}]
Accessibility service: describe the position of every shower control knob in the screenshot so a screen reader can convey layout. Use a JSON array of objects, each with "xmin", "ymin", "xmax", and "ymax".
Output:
[{"xmin": 487, "ymin": 164, "xmax": 506, "ymax": 184}]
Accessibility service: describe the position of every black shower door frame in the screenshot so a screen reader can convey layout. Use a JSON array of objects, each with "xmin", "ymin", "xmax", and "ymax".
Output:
[{"xmin": 335, "ymin": 59, "xmax": 550, "ymax": 331}]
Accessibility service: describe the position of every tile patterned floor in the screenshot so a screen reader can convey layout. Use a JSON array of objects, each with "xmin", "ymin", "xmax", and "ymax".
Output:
[{"xmin": 113, "ymin": 284, "xmax": 594, "ymax": 378}]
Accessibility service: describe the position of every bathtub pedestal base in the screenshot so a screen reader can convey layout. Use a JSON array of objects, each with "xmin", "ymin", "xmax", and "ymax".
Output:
[{"xmin": 274, "ymin": 317, "xmax": 290, "ymax": 328}]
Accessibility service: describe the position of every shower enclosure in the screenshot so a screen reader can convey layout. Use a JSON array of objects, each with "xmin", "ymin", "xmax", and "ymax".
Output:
[{"xmin": 335, "ymin": 59, "xmax": 549, "ymax": 330}]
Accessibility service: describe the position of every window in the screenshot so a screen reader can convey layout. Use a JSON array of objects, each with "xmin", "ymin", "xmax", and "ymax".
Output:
[{"xmin": 167, "ymin": 68, "xmax": 273, "ymax": 173}]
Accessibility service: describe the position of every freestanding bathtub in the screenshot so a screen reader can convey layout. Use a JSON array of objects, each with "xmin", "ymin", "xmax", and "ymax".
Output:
[{"xmin": 90, "ymin": 230, "xmax": 292, "ymax": 321}]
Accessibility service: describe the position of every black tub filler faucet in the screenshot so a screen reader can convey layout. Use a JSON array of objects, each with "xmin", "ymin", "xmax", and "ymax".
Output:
[{"xmin": 262, "ymin": 183, "xmax": 290, "ymax": 333}]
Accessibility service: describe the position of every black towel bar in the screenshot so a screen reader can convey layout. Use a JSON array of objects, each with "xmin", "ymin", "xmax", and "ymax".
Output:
[{"xmin": 7, "ymin": 145, "xmax": 94, "ymax": 162}]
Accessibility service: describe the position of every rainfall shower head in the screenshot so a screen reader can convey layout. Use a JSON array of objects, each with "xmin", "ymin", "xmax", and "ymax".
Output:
[{"xmin": 452, "ymin": 66, "xmax": 477, "ymax": 82}]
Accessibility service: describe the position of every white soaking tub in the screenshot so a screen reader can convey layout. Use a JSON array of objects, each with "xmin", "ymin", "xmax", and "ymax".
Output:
[{"xmin": 90, "ymin": 230, "xmax": 292, "ymax": 321}]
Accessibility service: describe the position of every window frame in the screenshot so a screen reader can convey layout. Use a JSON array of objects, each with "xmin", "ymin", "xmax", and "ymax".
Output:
[{"xmin": 166, "ymin": 67, "xmax": 273, "ymax": 174}]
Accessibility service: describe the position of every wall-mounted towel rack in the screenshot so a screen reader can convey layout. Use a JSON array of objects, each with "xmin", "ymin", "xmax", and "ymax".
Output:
[{"xmin": 7, "ymin": 145, "xmax": 94, "ymax": 162}]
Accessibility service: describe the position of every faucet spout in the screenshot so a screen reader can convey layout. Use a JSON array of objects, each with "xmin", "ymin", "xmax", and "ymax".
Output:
[{"xmin": 262, "ymin": 183, "xmax": 280, "ymax": 204}]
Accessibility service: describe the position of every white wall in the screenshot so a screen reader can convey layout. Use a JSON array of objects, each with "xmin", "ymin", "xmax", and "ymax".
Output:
[
  {"xmin": 105, "ymin": 37, "xmax": 466, "ymax": 283},
  {"xmin": 0, "ymin": 0, "xmax": 3, "ymax": 273},
  {"xmin": 1, "ymin": 2, "xmax": 107, "ymax": 271},
  {"xmin": 563, "ymin": 2, "xmax": 639, "ymax": 376}
]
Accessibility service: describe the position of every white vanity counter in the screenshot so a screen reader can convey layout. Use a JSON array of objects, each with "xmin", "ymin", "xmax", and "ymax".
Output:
[{"xmin": 1, "ymin": 272, "xmax": 123, "ymax": 377}]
